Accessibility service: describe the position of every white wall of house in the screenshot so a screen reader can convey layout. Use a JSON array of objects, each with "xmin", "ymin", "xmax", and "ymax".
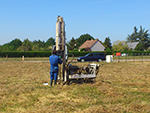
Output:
[{"xmin": 90, "ymin": 41, "xmax": 105, "ymax": 51}]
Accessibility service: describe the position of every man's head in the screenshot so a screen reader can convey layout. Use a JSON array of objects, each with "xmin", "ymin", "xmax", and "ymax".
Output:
[{"xmin": 52, "ymin": 50, "xmax": 57, "ymax": 55}]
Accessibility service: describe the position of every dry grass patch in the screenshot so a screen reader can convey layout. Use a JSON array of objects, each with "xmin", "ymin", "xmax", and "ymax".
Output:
[{"xmin": 0, "ymin": 61, "xmax": 150, "ymax": 112}]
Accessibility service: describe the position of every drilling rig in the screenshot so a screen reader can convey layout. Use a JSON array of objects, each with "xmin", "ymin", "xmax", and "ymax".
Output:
[
  {"xmin": 53, "ymin": 16, "xmax": 100, "ymax": 84},
  {"xmin": 53, "ymin": 15, "xmax": 67, "ymax": 82}
]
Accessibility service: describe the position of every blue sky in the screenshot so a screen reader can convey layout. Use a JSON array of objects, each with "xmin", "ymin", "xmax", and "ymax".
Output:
[{"xmin": 0, "ymin": 0, "xmax": 150, "ymax": 45}]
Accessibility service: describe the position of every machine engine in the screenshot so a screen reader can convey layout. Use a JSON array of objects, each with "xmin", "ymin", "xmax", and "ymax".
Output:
[{"xmin": 66, "ymin": 63, "xmax": 100, "ymax": 81}]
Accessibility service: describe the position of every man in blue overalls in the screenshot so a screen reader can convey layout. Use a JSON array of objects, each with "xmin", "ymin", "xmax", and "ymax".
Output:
[{"xmin": 49, "ymin": 50, "xmax": 62, "ymax": 87}]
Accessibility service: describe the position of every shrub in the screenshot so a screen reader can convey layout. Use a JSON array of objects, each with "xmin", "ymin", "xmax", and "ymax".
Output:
[
  {"xmin": 0, "ymin": 51, "xmax": 51, "ymax": 57},
  {"xmin": 80, "ymin": 48, "xmax": 85, "ymax": 51}
]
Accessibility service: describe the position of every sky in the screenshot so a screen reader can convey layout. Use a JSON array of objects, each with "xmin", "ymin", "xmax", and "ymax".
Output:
[{"xmin": 0, "ymin": 0, "xmax": 150, "ymax": 45}]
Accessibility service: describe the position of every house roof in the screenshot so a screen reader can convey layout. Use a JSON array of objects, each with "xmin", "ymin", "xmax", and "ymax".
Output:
[
  {"xmin": 127, "ymin": 42, "xmax": 139, "ymax": 49},
  {"xmin": 79, "ymin": 39, "xmax": 99, "ymax": 49}
]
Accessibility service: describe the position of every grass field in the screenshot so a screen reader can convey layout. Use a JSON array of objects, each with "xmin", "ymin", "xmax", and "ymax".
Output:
[{"xmin": 0, "ymin": 60, "xmax": 150, "ymax": 113}]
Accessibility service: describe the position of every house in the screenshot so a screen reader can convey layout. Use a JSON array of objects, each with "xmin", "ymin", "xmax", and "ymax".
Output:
[
  {"xmin": 79, "ymin": 39, "xmax": 105, "ymax": 51},
  {"xmin": 127, "ymin": 42, "xmax": 139, "ymax": 50}
]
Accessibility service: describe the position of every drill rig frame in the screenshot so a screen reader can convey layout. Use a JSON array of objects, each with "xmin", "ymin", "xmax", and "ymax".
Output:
[{"xmin": 53, "ymin": 16, "xmax": 100, "ymax": 85}]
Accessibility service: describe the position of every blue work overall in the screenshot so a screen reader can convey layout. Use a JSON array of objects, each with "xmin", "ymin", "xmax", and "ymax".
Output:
[{"xmin": 49, "ymin": 54, "xmax": 62, "ymax": 86}]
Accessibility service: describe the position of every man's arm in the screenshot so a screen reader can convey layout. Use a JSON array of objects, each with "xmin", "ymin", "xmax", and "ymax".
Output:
[{"xmin": 58, "ymin": 58, "xmax": 62, "ymax": 64}]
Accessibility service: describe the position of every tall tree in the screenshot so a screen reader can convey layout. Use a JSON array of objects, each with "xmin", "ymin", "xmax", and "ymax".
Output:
[
  {"xmin": 32, "ymin": 40, "xmax": 45, "ymax": 51},
  {"xmin": 76, "ymin": 34, "xmax": 94, "ymax": 48},
  {"xmin": 112, "ymin": 40, "xmax": 129, "ymax": 51},
  {"xmin": 45, "ymin": 37, "xmax": 55, "ymax": 47},
  {"xmin": 103, "ymin": 37, "xmax": 112, "ymax": 50},
  {"xmin": 67, "ymin": 37, "xmax": 76, "ymax": 51},
  {"xmin": 127, "ymin": 26, "xmax": 150, "ymax": 50},
  {"xmin": 17, "ymin": 38, "xmax": 32, "ymax": 51},
  {"xmin": 1, "ymin": 43, "xmax": 12, "ymax": 51},
  {"xmin": 0, "ymin": 38, "xmax": 22, "ymax": 51},
  {"xmin": 134, "ymin": 43, "xmax": 144, "ymax": 51},
  {"xmin": 33, "ymin": 40, "xmax": 45, "ymax": 48},
  {"xmin": 9, "ymin": 38, "xmax": 22, "ymax": 51}
]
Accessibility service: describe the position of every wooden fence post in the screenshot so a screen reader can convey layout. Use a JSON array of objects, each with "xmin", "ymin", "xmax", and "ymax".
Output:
[{"xmin": 22, "ymin": 56, "xmax": 24, "ymax": 61}]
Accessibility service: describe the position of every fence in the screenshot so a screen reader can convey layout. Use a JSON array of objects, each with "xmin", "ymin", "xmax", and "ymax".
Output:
[{"xmin": 113, "ymin": 52, "xmax": 150, "ymax": 62}]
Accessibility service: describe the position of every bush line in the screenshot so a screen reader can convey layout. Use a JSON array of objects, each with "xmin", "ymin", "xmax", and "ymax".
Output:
[{"xmin": 0, "ymin": 51, "xmax": 150, "ymax": 58}]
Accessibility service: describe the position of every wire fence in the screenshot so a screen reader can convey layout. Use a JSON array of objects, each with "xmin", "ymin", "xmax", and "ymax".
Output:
[{"xmin": 113, "ymin": 52, "xmax": 150, "ymax": 62}]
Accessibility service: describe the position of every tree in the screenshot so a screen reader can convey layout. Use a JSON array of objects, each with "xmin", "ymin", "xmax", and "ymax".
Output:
[
  {"xmin": 0, "ymin": 38, "xmax": 22, "ymax": 51},
  {"xmin": 127, "ymin": 26, "xmax": 150, "ymax": 50},
  {"xmin": 1, "ymin": 43, "xmax": 12, "ymax": 51},
  {"xmin": 39, "ymin": 41, "xmax": 45, "ymax": 48},
  {"xmin": 112, "ymin": 40, "xmax": 129, "ymax": 51},
  {"xmin": 134, "ymin": 43, "xmax": 144, "ymax": 51},
  {"xmin": 45, "ymin": 37, "xmax": 55, "ymax": 47},
  {"xmin": 67, "ymin": 37, "xmax": 76, "ymax": 51},
  {"xmin": 9, "ymin": 38, "xmax": 22, "ymax": 51},
  {"xmin": 32, "ymin": 44, "xmax": 40, "ymax": 51},
  {"xmin": 76, "ymin": 34, "xmax": 94, "ymax": 48},
  {"xmin": 32, "ymin": 40, "xmax": 45, "ymax": 51},
  {"xmin": 0, "ymin": 45, "xmax": 2, "ymax": 51},
  {"xmin": 17, "ymin": 38, "xmax": 32, "ymax": 51},
  {"xmin": 103, "ymin": 37, "xmax": 112, "ymax": 50},
  {"xmin": 33, "ymin": 40, "xmax": 45, "ymax": 48}
]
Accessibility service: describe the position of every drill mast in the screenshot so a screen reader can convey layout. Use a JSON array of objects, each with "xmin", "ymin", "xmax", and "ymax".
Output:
[{"xmin": 55, "ymin": 16, "xmax": 67, "ymax": 82}]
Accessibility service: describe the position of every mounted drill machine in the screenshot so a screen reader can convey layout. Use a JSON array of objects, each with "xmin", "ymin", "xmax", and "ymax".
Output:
[{"xmin": 52, "ymin": 16, "xmax": 100, "ymax": 84}]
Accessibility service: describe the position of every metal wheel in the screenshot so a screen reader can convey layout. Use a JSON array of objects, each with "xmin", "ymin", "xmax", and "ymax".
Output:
[
  {"xmin": 81, "ymin": 59, "xmax": 85, "ymax": 62},
  {"xmin": 98, "ymin": 59, "xmax": 102, "ymax": 62}
]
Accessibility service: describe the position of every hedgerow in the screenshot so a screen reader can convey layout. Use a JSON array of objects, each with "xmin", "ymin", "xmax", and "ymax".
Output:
[{"xmin": 0, "ymin": 51, "xmax": 149, "ymax": 58}]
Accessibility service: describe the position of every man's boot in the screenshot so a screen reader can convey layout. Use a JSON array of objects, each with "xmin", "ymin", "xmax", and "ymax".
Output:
[
  {"xmin": 50, "ymin": 79, "xmax": 53, "ymax": 87},
  {"xmin": 54, "ymin": 80, "xmax": 57, "ymax": 86}
]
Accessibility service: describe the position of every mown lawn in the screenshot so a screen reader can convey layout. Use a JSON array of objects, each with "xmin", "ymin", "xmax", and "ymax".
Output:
[{"xmin": 0, "ymin": 61, "xmax": 150, "ymax": 113}]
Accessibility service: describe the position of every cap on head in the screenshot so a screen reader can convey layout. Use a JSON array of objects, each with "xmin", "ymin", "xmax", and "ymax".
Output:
[{"xmin": 52, "ymin": 50, "xmax": 57, "ymax": 55}]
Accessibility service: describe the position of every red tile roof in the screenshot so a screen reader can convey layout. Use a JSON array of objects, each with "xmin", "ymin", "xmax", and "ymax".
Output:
[{"xmin": 79, "ymin": 39, "xmax": 99, "ymax": 50}]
